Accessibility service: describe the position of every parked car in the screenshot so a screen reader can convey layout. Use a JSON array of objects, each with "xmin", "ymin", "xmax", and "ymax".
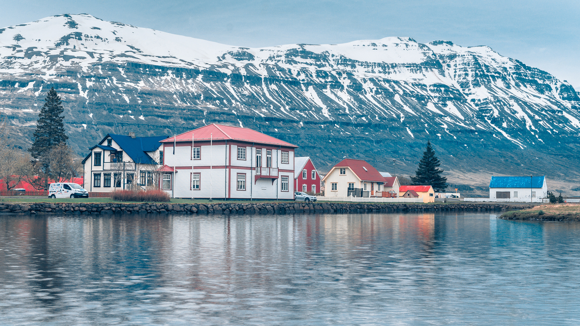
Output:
[
  {"xmin": 295, "ymin": 192, "xmax": 317, "ymax": 202},
  {"xmin": 13, "ymin": 188, "xmax": 26, "ymax": 195},
  {"xmin": 48, "ymin": 183, "xmax": 89, "ymax": 199}
]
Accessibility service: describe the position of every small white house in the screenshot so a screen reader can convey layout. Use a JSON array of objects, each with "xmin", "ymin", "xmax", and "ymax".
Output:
[
  {"xmin": 322, "ymin": 159, "xmax": 386, "ymax": 198},
  {"xmin": 489, "ymin": 176, "xmax": 548, "ymax": 202},
  {"xmin": 160, "ymin": 124, "xmax": 297, "ymax": 200},
  {"xmin": 82, "ymin": 133, "xmax": 167, "ymax": 193}
]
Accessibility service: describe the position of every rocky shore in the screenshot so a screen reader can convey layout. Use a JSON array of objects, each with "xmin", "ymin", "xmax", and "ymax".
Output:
[{"xmin": 0, "ymin": 202, "xmax": 534, "ymax": 216}]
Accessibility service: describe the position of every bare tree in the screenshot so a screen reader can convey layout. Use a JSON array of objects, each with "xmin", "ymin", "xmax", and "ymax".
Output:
[
  {"xmin": 0, "ymin": 114, "xmax": 34, "ymax": 190},
  {"xmin": 47, "ymin": 143, "xmax": 81, "ymax": 182}
]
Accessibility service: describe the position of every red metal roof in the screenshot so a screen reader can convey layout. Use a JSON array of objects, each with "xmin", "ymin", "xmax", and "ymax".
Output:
[
  {"xmin": 383, "ymin": 176, "xmax": 397, "ymax": 187},
  {"xmin": 160, "ymin": 124, "xmax": 297, "ymax": 148},
  {"xmin": 157, "ymin": 165, "xmax": 175, "ymax": 172},
  {"xmin": 399, "ymin": 185, "xmax": 433, "ymax": 193},
  {"xmin": 331, "ymin": 159, "xmax": 385, "ymax": 183},
  {"xmin": 404, "ymin": 190, "xmax": 419, "ymax": 197}
]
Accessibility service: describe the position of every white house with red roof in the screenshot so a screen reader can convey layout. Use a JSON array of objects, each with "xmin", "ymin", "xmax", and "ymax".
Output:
[
  {"xmin": 322, "ymin": 159, "xmax": 387, "ymax": 198},
  {"xmin": 159, "ymin": 124, "xmax": 297, "ymax": 200},
  {"xmin": 294, "ymin": 157, "xmax": 321, "ymax": 194},
  {"xmin": 399, "ymin": 185, "xmax": 435, "ymax": 203}
]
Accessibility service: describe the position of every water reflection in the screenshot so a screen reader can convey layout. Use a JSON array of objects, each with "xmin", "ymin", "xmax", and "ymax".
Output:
[{"xmin": 1, "ymin": 213, "xmax": 580, "ymax": 325}]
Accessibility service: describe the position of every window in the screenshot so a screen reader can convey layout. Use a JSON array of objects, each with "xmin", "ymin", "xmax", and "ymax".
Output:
[
  {"xmin": 266, "ymin": 150, "xmax": 272, "ymax": 168},
  {"xmin": 140, "ymin": 171, "xmax": 146, "ymax": 186},
  {"xmin": 281, "ymin": 176, "xmax": 289, "ymax": 192},
  {"xmin": 126, "ymin": 173, "xmax": 134, "ymax": 185},
  {"xmin": 114, "ymin": 173, "xmax": 122, "ymax": 188},
  {"xmin": 302, "ymin": 169, "xmax": 307, "ymax": 180},
  {"xmin": 497, "ymin": 191, "xmax": 510, "ymax": 199},
  {"xmin": 302, "ymin": 184, "xmax": 307, "ymax": 192},
  {"xmin": 111, "ymin": 151, "xmax": 123, "ymax": 163},
  {"xmin": 159, "ymin": 151, "xmax": 163, "ymax": 164},
  {"xmin": 364, "ymin": 183, "xmax": 367, "ymax": 190},
  {"xmin": 237, "ymin": 173, "xmax": 246, "ymax": 191},
  {"xmin": 192, "ymin": 146, "xmax": 201, "ymax": 160},
  {"xmin": 532, "ymin": 191, "xmax": 536, "ymax": 198},
  {"xmin": 312, "ymin": 184, "xmax": 316, "ymax": 194},
  {"xmin": 94, "ymin": 173, "xmax": 101, "ymax": 187},
  {"xmin": 191, "ymin": 173, "xmax": 200, "ymax": 190},
  {"xmin": 162, "ymin": 174, "xmax": 171, "ymax": 190},
  {"xmin": 106, "ymin": 138, "xmax": 112, "ymax": 147},
  {"xmin": 312, "ymin": 170, "xmax": 316, "ymax": 180},
  {"xmin": 104, "ymin": 173, "xmax": 111, "ymax": 187},
  {"xmin": 281, "ymin": 151, "xmax": 289, "ymax": 164},
  {"xmin": 339, "ymin": 168, "xmax": 346, "ymax": 175},
  {"xmin": 63, "ymin": 184, "xmax": 71, "ymax": 190},
  {"xmin": 348, "ymin": 182, "xmax": 354, "ymax": 190},
  {"xmin": 331, "ymin": 183, "xmax": 338, "ymax": 191},
  {"xmin": 237, "ymin": 147, "xmax": 246, "ymax": 160},
  {"xmin": 514, "ymin": 191, "xmax": 518, "ymax": 198},
  {"xmin": 147, "ymin": 171, "xmax": 153, "ymax": 186},
  {"xmin": 94, "ymin": 152, "xmax": 102, "ymax": 166},
  {"xmin": 429, "ymin": 193, "xmax": 434, "ymax": 197}
]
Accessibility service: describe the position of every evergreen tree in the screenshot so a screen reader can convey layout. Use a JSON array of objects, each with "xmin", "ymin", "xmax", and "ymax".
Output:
[
  {"xmin": 411, "ymin": 141, "xmax": 447, "ymax": 192},
  {"xmin": 30, "ymin": 87, "xmax": 68, "ymax": 159},
  {"xmin": 29, "ymin": 88, "xmax": 68, "ymax": 189}
]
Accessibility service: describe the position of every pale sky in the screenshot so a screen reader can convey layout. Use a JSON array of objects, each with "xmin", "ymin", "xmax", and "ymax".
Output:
[{"xmin": 2, "ymin": 0, "xmax": 579, "ymax": 88}]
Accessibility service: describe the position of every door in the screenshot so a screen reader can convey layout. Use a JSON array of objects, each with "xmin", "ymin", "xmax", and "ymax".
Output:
[
  {"xmin": 371, "ymin": 183, "xmax": 374, "ymax": 196},
  {"xmin": 62, "ymin": 184, "xmax": 73, "ymax": 198}
]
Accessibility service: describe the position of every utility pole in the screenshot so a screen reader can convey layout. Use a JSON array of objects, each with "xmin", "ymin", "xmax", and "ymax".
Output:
[{"xmin": 531, "ymin": 175, "xmax": 533, "ymax": 203}]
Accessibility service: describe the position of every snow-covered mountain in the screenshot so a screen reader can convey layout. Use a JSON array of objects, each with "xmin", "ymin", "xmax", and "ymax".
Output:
[{"xmin": 1, "ymin": 14, "xmax": 579, "ymax": 190}]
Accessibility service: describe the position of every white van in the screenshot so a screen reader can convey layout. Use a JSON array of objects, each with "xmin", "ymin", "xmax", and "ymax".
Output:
[{"xmin": 48, "ymin": 183, "xmax": 89, "ymax": 199}]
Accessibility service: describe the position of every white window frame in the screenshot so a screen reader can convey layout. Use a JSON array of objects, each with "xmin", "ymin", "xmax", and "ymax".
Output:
[
  {"xmin": 302, "ymin": 184, "xmax": 307, "ymax": 192},
  {"xmin": 191, "ymin": 173, "xmax": 200, "ymax": 190},
  {"xmin": 311, "ymin": 170, "xmax": 316, "ymax": 180},
  {"xmin": 162, "ymin": 174, "xmax": 172, "ymax": 190},
  {"xmin": 237, "ymin": 147, "xmax": 246, "ymax": 160},
  {"xmin": 237, "ymin": 173, "xmax": 246, "ymax": 191},
  {"xmin": 192, "ymin": 146, "xmax": 201, "ymax": 160},
  {"xmin": 281, "ymin": 151, "xmax": 289, "ymax": 164},
  {"xmin": 331, "ymin": 183, "xmax": 337, "ymax": 191},
  {"xmin": 311, "ymin": 184, "xmax": 316, "ymax": 194},
  {"xmin": 514, "ymin": 191, "xmax": 518, "ymax": 198},
  {"xmin": 339, "ymin": 168, "xmax": 346, "ymax": 175},
  {"xmin": 302, "ymin": 169, "xmax": 307, "ymax": 180},
  {"xmin": 281, "ymin": 176, "xmax": 289, "ymax": 192}
]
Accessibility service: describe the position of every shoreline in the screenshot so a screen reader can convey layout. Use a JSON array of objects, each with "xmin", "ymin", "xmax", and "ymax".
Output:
[
  {"xmin": 498, "ymin": 204, "xmax": 580, "ymax": 222},
  {"xmin": 0, "ymin": 202, "xmax": 534, "ymax": 216}
]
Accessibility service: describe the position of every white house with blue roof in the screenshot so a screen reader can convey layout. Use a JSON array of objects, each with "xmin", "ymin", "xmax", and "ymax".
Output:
[
  {"xmin": 82, "ymin": 133, "xmax": 167, "ymax": 193},
  {"xmin": 489, "ymin": 176, "xmax": 548, "ymax": 202}
]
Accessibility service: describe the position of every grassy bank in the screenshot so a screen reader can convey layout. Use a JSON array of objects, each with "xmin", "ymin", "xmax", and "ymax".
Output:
[{"xmin": 501, "ymin": 204, "xmax": 580, "ymax": 221}]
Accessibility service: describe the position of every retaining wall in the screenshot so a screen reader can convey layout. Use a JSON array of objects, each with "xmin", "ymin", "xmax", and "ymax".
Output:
[{"xmin": 0, "ymin": 202, "xmax": 535, "ymax": 216}]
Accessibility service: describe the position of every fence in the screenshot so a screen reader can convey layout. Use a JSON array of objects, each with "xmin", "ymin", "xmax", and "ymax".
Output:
[{"xmin": 0, "ymin": 190, "xmax": 47, "ymax": 197}]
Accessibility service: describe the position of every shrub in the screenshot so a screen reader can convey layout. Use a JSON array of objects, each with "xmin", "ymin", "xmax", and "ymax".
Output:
[
  {"xmin": 538, "ymin": 210, "xmax": 544, "ymax": 215},
  {"xmin": 112, "ymin": 189, "xmax": 170, "ymax": 202}
]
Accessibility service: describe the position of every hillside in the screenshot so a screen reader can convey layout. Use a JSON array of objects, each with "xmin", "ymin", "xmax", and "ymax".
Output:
[{"xmin": 1, "ymin": 14, "xmax": 579, "ymax": 194}]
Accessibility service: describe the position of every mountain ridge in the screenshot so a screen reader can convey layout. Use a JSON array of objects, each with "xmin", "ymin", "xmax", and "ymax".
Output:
[{"xmin": 1, "ymin": 14, "xmax": 579, "ymax": 194}]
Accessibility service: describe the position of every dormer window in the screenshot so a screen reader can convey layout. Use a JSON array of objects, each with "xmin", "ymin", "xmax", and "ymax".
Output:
[
  {"xmin": 339, "ymin": 168, "xmax": 346, "ymax": 175},
  {"xmin": 107, "ymin": 138, "xmax": 112, "ymax": 147}
]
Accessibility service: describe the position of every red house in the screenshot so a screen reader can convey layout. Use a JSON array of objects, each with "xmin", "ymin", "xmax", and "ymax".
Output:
[{"xmin": 294, "ymin": 157, "xmax": 320, "ymax": 194}]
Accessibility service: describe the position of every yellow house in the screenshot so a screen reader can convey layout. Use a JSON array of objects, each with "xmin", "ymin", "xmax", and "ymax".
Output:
[{"xmin": 399, "ymin": 185, "xmax": 435, "ymax": 203}]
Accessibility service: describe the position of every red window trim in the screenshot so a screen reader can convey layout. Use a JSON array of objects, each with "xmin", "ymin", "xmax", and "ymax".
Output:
[
  {"xmin": 236, "ymin": 173, "xmax": 247, "ymax": 191},
  {"xmin": 281, "ymin": 176, "xmax": 290, "ymax": 192},
  {"xmin": 190, "ymin": 172, "xmax": 201, "ymax": 190},
  {"xmin": 191, "ymin": 146, "xmax": 201, "ymax": 160},
  {"xmin": 237, "ymin": 146, "xmax": 247, "ymax": 161}
]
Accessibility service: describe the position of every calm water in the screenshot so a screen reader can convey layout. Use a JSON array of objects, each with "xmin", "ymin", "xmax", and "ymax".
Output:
[{"xmin": 1, "ymin": 213, "xmax": 580, "ymax": 325}]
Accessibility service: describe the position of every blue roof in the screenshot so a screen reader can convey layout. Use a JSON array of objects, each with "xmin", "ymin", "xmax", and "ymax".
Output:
[
  {"xmin": 489, "ymin": 176, "xmax": 545, "ymax": 188},
  {"xmin": 95, "ymin": 145, "xmax": 116, "ymax": 151},
  {"xmin": 108, "ymin": 134, "xmax": 167, "ymax": 164}
]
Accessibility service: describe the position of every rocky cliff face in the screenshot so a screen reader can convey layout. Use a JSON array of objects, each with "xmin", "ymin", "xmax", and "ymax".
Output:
[{"xmin": 1, "ymin": 14, "xmax": 579, "ymax": 191}]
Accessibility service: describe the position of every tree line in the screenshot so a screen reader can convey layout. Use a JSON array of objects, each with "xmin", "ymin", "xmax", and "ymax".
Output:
[{"xmin": 0, "ymin": 88, "xmax": 79, "ymax": 191}]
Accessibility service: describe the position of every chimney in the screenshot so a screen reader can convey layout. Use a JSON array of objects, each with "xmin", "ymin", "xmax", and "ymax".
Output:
[{"xmin": 129, "ymin": 132, "xmax": 136, "ymax": 138}]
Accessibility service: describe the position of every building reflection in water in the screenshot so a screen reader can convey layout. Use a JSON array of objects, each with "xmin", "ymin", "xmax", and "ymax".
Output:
[{"xmin": 6, "ymin": 212, "xmax": 580, "ymax": 325}]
